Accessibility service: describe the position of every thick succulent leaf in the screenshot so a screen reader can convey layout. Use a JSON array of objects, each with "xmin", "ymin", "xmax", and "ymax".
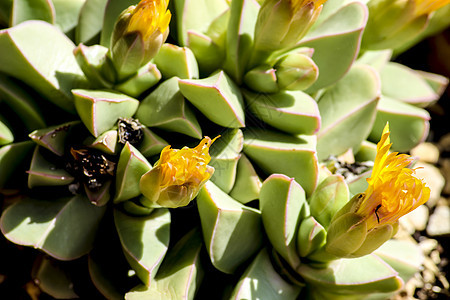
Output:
[
  {"xmin": 72, "ymin": 89, "xmax": 139, "ymax": 138},
  {"xmin": 178, "ymin": 71, "xmax": 245, "ymax": 128},
  {"xmin": 209, "ymin": 129, "xmax": 243, "ymax": 193},
  {"xmin": 29, "ymin": 121, "xmax": 81, "ymax": 156},
  {"xmin": 136, "ymin": 128, "xmax": 168, "ymax": 158},
  {"xmin": 243, "ymin": 66, "xmax": 278, "ymax": 93},
  {"xmin": 374, "ymin": 239, "xmax": 424, "ymax": 283},
  {"xmin": 135, "ymin": 77, "xmax": 202, "ymax": 139},
  {"xmin": 416, "ymin": 70, "xmax": 449, "ymax": 97},
  {"xmin": 229, "ymin": 154, "xmax": 262, "ymax": 204},
  {"xmin": 76, "ymin": 0, "xmax": 109, "ymax": 44},
  {"xmin": 223, "ymin": 0, "xmax": 259, "ymax": 83},
  {"xmin": 356, "ymin": 49, "xmax": 392, "ymax": 72},
  {"xmin": 297, "ymin": 216, "xmax": 326, "ymax": 258},
  {"xmin": 230, "ymin": 248, "xmax": 302, "ymax": 300},
  {"xmin": 0, "ymin": 74, "xmax": 46, "ymax": 130},
  {"xmin": 259, "ymin": 174, "xmax": 308, "ymax": 269},
  {"xmin": 115, "ymin": 63, "xmax": 161, "ymax": 97},
  {"xmin": 347, "ymin": 171, "xmax": 371, "ymax": 196},
  {"xmin": 317, "ymin": 65, "xmax": 380, "ymax": 160},
  {"xmin": 73, "ymin": 44, "xmax": 113, "ymax": 89},
  {"xmin": 0, "ymin": 120, "xmax": 13, "ymax": 145},
  {"xmin": 0, "ymin": 21, "xmax": 88, "ymax": 113},
  {"xmin": 52, "ymin": 0, "xmax": 85, "ymax": 35},
  {"xmin": 114, "ymin": 208, "xmax": 170, "ymax": 286},
  {"xmin": 0, "ymin": 195, "xmax": 106, "ymax": 260},
  {"xmin": 299, "ymin": 2, "xmax": 368, "ymax": 92},
  {"xmin": 0, "ymin": 141, "xmax": 34, "ymax": 189},
  {"xmin": 125, "ymin": 228, "xmax": 204, "ymax": 300},
  {"xmin": 243, "ymin": 130, "xmax": 318, "ymax": 195},
  {"xmin": 172, "ymin": 0, "xmax": 229, "ymax": 46},
  {"xmin": 197, "ymin": 181, "xmax": 263, "ymax": 274},
  {"xmin": 244, "ymin": 89, "xmax": 320, "ymax": 135},
  {"xmin": 369, "ymin": 96, "xmax": 430, "ymax": 152},
  {"xmin": 380, "ymin": 62, "xmax": 439, "ymax": 107},
  {"xmin": 10, "ymin": 0, "xmax": 55, "ymax": 26},
  {"xmin": 100, "ymin": 0, "xmax": 136, "ymax": 47},
  {"xmin": 154, "ymin": 44, "xmax": 199, "ymax": 79},
  {"xmin": 297, "ymin": 254, "xmax": 403, "ymax": 294},
  {"xmin": 31, "ymin": 256, "xmax": 78, "ymax": 299},
  {"xmin": 186, "ymin": 30, "xmax": 225, "ymax": 76},
  {"xmin": 354, "ymin": 140, "xmax": 377, "ymax": 162},
  {"xmin": 28, "ymin": 146, "xmax": 74, "ymax": 188},
  {"xmin": 90, "ymin": 129, "xmax": 118, "ymax": 154},
  {"xmin": 114, "ymin": 142, "xmax": 152, "ymax": 203}
]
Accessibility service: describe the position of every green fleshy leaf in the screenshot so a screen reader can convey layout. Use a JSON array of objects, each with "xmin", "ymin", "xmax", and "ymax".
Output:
[
  {"xmin": 100, "ymin": 0, "xmax": 136, "ymax": 47},
  {"xmin": 52, "ymin": 0, "xmax": 85, "ymax": 35},
  {"xmin": 230, "ymin": 248, "xmax": 302, "ymax": 300},
  {"xmin": 125, "ymin": 228, "xmax": 204, "ymax": 300},
  {"xmin": 154, "ymin": 44, "xmax": 199, "ymax": 79},
  {"xmin": 90, "ymin": 129, "xmax": 118, "ymax": 155},
  {"xmin": 347, "ymin": 171, "xmax": 371, "ymax": 196},
  {"xmin": 115, "ymin": 63, "xmax": 161, "ymax": 97},
  {"xmin": 197, "ymin": 181, "xmax": 263, "ymax": 274},
  {"xmin": 317, "ymin": 65, "xmax": 380, "ymax": 160},
  {"xmin": 186, "ymin": 30, "xmax": 225, "ymax": 76},
  {"xmin": 122, "ymin": 197, "xmax": 155, "ymax": 217},
  {"xmin": 297, "ymin": 216, "xmax": 326, "ymax": 258},
  {"xmin": 223, "ymin": 0, "xmax": 259, "ymax": 83},
  {"xmin": 73, "ymin": 44, "xmax": 113, "ymax": 89},
  {"xmin": 136, "ymin": 127, "xmax": 168, "ymax": 158},
  {"xmin": 369, "ymin": 96, "xmax": 430, "ymax": 152},
  {"xmin": 0, "ymin": 119, "xmax": 13, "ymax": 145},
  {"xmin": 380, "ymin": 62, "xmax": 439, "ymax": 107},
  {"xmin": 0, "ymin": 141, "xmax": 34, "ymax": 189},
  {"xmin": 178, "ymin": 71, "xmax": 245, "ymax": 128},
  {"xmin": 354, "ymin": 140, "xmax": 377, "ymax": 162},
  {"xmin": 32, "ymin": 256, "xmax": 78, "ymax": 299},
  {"xmin": 0, "ymin": 21, "xmax": 88, "ymax": 113},
  {"xmin": 0, "ymin": 74, "xmax": 46, "ymax": 130},
  {"xmin": 172, "ymin": 0, "xmax": 229, "ymax": 46},
  {"xmin": 76, "ymin": 0, "xmax": 108, "ymax": 44},
  {"xmin": 356, "ymin": 49, "xmax": 392, "ymax": 71},
  {"xmin": 299, "ymin": 2, "xmax": 367, "ymax": 92},
  {"xmin": 243, "ymin": 130, "xmax": 318, "ymax": 196},
  {"xmin": 27, "ymin": 146, "xmax": 74, "ymax": 188},
  {"xmin": 243, "ymin": 65, "xmax": 278, "ymax": 93},
  {"xmin": 72, "ymin": 89, "xmax": 139, "ymax": 138},
  {"xmin": 209, "ymin": 129, "xmax": 243, "ymax": 193},
  {"xmin": 259, "ymin": 174, "xmax": 308, "ymax": 269},
  {"xmin": 114, "ymin": 142, "xmax": 152, "ymax": 203},
  {"xmin": 0, "ymin": 195, "xmax": 106, "ymax": 260},
  {"xmin": 297, "ymin": 254, "xmax": 403, "ymax": 294},
  {"xmin": 325, "ymin": 213, "xmax": 367, "ymax": 257},
  {"xmin": 29, "ymin": 121, "xmax": 81, "ymax": 156},
  {"xmin": 135, "ymin": 77, "xmax": 202, "ymax": 139},
  {"xmin": 416, "ymin": 70, "xmax": 449, "ymax": 98},
  {"xmin": 229, "ymin": 154, "xmax": 262, "ymax": 204},
  {"xmin": 114, "ymin": 208, "xmax": 170, "ymax": 286},
  {"xmin": 10, "ymin": 0, "xmax": 55, "ymax": 26},
  {"xmin": 244, "ymin": 89, "xmax": 320, "ymax": 135}
]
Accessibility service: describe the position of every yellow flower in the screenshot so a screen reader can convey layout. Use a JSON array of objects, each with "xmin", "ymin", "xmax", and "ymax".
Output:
[
  {"xmin": 126, "ymin": 0, "xmax": 171, "ymax": 40},
  {"xmin": 414, "ymin": 0, "xmax": 450, "ymax": 16},
  {"xmin": 140, "ymin": 136, "xmax": 219, "ymax": 208},
  {"xmin": 356, "ymin": 123, "xmax": 430, "ymax": 230}
]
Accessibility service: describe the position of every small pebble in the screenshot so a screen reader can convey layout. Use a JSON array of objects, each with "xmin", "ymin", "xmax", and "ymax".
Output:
[
  {"xmin": 419, "ymin": 238, "xmax": 438, "ymax": 255},
  {"xmin": 401, "ymin": 205, "xmax": 429, "ymax": 233},
  {"xmin": 411, "ymin": 142, "xmax": 440, "ymax": 163},
  {"xmin": 427, "ymin": 205, "xmax": 450, "ymax": 236}
]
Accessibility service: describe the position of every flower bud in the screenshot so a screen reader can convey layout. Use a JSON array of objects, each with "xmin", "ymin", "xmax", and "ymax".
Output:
[
  {"xmin": 274, "ymin": 51, "xmax": 318, "ymax": 90},
  {"xmin": 325, "ymin": 123, "xmax": 430, "ymax": 258},
  {"xmin": 110, "ymin": 0, "xmax": 171, "ymax": 79},
  {"xmin": 140, "ymin": 136, "xmax": 219, "ymax": 208},
  {"xmin": 362, "ymin": 0, "xmax": 450, "ymax": 50},
  {"xmin": 253, "ymin": 0, "xmax": 327, "ymax": 52}
]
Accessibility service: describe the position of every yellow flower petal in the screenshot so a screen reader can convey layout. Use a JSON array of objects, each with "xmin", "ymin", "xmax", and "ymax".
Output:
[
  {"xmin": 414, "ymin": 0, "xmax": 450, "ymax": 16},
  {"xmin": 127, "ymin": 0, "xmax": 171, "ymax": 40}
]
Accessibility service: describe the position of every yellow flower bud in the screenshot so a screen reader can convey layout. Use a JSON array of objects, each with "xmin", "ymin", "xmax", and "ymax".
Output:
[
  {"xmin": 140, "ymin": 136, "xmax": 219, "ymax": 208},
  {"xmin": 325, "ymin": 123, "xmax": 430, "ymax": 258}
]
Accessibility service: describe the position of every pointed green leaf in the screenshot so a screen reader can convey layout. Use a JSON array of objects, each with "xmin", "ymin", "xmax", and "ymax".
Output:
[
  {"xmin": 297, "ymin": 254, "xmax": 403, "ymax": 294},
  {"xmin": 260, "ymin": 174, "xmax": 308, "ymax": 269},
  {"xmin": 76, "ymin": 0, "xmax": 108, "ymax": 44},
  {"xmin": 197, "ymin": 181, "xmax": 263, "ymax": 274},
  {"xmin": 115, "ymin": 142, "xmax": 152, "ymax": 203},
  {"xmin": 244, "ymin": 89, "xmax": 320, "ymax": 135},
  {"xmin": 0, "ymin": 141, "xmax": 34, "ymax": 189},
  {"xmin": 136, "ymin": 127, "xmax": 168, "ymax": 158},
  {"xmin": 230, "ymin": 248, "xmax": 302, "ymax": 300},
  {"xmin": 0, "ymin": 21, "xmax": 88, "ymax": 113},
  {"xmin": 297, "ymin": 216, "xmax": 326, "ymax": 258},
  {"xmin": 29, "ymin": 121, "xmax": 81, "ymax": 156},
  {"xmin": 178, "ymin": 71, "xmax": 245, "ymax": 128},
  {"xmin": 243, "ymin": 65, "xmax": 279, "ymax": 93},
  {"xmin": 317, "ymin": 65, "xmax": 380, "ymax": 160},
  {"xmin": 299, "ymin": 2, "xmax": 368, "ymax": 92},
  {"xmin": 229, "ymin": 154, "xmax": 262, "ymax": 204},
  {"xmin": 154, "ymin": 44, "xmax": 199, "ymax": 79},
  {"xmin": 356, "ymin": 49, "xmax": 392, "ymax": 71},
  {"xmin": 90, "ymin": 129, "xmax": 118, "ymax": 155},
  {"xmin": 28, "ymin": 146, "xmax": 74, "ymax": 188},
  {"xmin": 0, "ymin": 120, "xmax": 13, "ymax": 145},
  {"xmin": 115, "ymin": 63, "xmax": 161, "ymax": 97},
  {"xmin": 10, "ymin": 0, "xmax": 55, "ymax": 26},
  {"xmin": 73, "ymin": 89, "xmax": 139, "ymax": 138},
  {"xmin": 135, "ymin": 77, "xmax": 202, "ymax": 139},
  {"xmin": 1, "ymin": 195, "xmax": 106, "ymax": 260},
  {"xmin": 114, "ymin": 208, "xmax": 170, "ymax": 286},
  {"xmin": 186, "ymin": 30, "xmax": 225, "ymax": 76},
  {"xmin": 52, "ymin": 0, "xmax": 85, "ymax": 35},
  {"xmin": 73, "ymin": 44, "xmax": 113, "ymax": 89},
  {"xmin": 243, "ymin": 130, "xmax": 318, "ymax": 195}
]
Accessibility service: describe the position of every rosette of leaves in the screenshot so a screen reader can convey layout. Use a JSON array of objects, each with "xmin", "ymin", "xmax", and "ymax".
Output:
[{"xmin": 0, "ymin": 0, "xmax": 448, "ymax": 299}]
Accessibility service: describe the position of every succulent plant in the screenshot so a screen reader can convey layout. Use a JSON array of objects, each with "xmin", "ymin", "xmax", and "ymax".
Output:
[{"xmin": 0, "ymin": 0, "xmax": 448, "ymax": 299}]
